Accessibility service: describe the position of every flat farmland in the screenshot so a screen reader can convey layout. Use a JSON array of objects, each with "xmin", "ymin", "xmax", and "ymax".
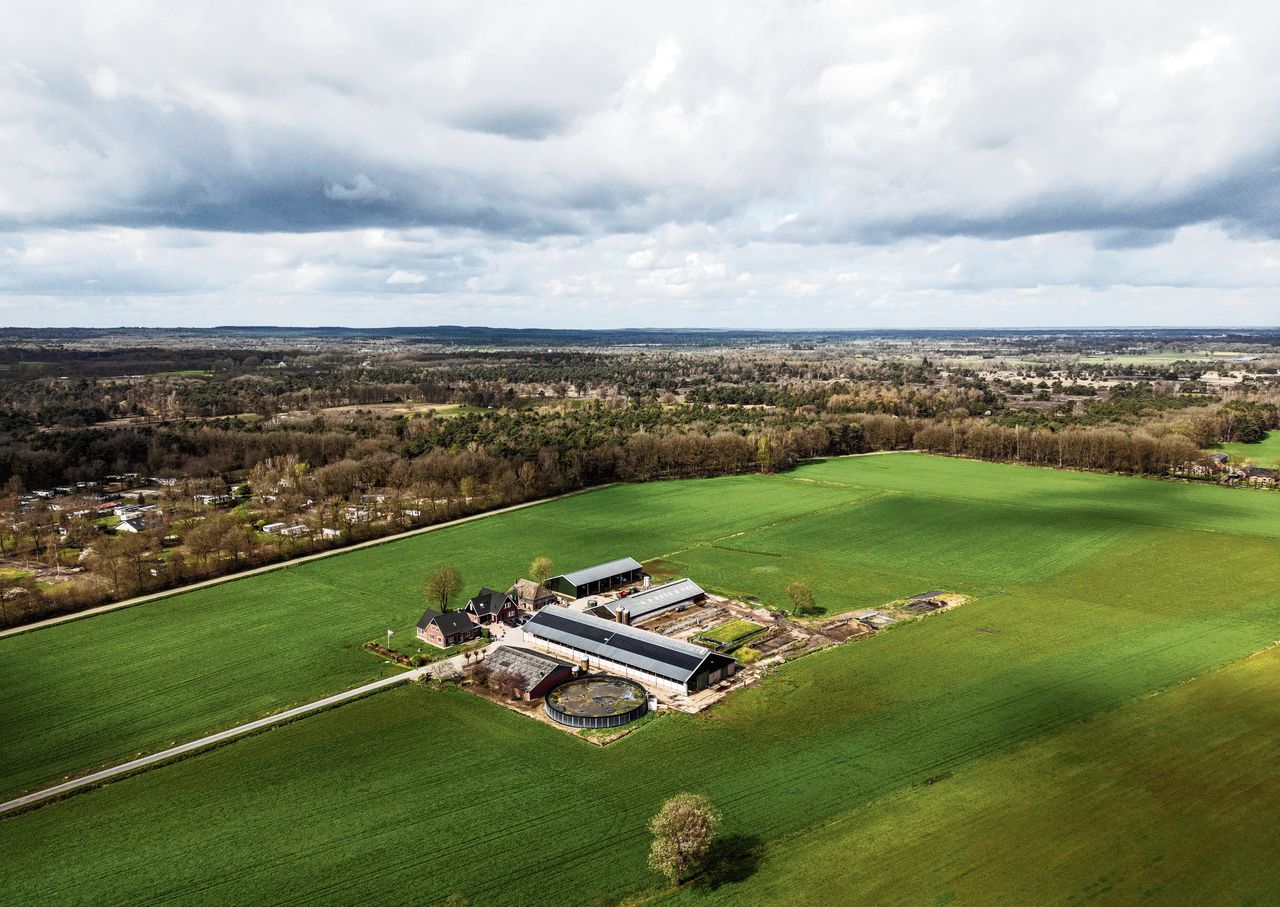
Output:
[
  {"xmin": 663, "ymin": 488, "xmax": 1139, "ymax": 612},
  {"xmin": 669, "ymin": 644, "xmax": 1280, "ymax": 906},
  {"xmin": 2, "ymin": 454, "xmax": 1280, "ymax": 904},
  {"xmin": 0, "ymin": 475, "xmax": 865, "ymax": 797},
  {"xmin": 792, "ymin": 453, "xmax": 1280, "ymax": 539}
]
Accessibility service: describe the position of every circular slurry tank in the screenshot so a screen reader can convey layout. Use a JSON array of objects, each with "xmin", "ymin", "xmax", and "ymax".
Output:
[{"xmin": 544, "ymin": 675, "xmax": 649, "ymax": 729}]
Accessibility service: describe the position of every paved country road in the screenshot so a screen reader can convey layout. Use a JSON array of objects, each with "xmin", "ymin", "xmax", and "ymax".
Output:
[
  {"xmin": 0, "ymin": 643, "xmax": 488, "ymax": 817},
  {"xmin": 0, "ymin": 484, "xmax": 607, "ymax": 641},
  {"xmin": 1, "ymin": 668, "xmax": 412, "ymax": 817}
]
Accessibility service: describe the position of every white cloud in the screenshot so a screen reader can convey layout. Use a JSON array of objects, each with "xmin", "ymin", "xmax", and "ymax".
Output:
[
  {"xmin": 386, "ymin": 269, "xmax": 427, "ymax": 284},
  {"xmin": 0, "ymin": 2, "xmax": 1278, "ymax": 326}
]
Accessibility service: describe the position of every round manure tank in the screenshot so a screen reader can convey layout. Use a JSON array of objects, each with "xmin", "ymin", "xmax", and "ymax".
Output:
[{"xmin": 544, "ymin": 675, "xmax": 649, "ymax": 729}]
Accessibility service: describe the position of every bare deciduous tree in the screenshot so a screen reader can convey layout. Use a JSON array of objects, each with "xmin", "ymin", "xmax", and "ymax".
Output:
[{"xmin": 426, "ymin": 564, "xmax": 462, "ymax": 610}]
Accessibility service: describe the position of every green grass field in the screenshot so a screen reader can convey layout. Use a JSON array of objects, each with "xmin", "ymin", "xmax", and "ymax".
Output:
[
  {"xmin": 666, "ymin": 643, "xmax": 1280, "ymax": 905},
  {"xmin": 2, "ymin": 454, "xmax": 1280, "ymax": 904},
  {"xmin": 1217, "ymin": 431, "xmax": 1280, "ymax": 467}
]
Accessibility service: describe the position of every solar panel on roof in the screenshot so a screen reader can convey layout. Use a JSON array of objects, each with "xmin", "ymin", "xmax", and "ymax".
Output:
[
  {"xmin": 607, "ymin": 632, "xmax": 705, "ymax": 671},
  {"xmin": 525, "ymin": 605, "xmax": 715, "ymax": 682}
]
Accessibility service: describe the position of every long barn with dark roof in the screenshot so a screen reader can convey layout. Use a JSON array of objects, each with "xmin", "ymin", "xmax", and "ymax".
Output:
[{"xmin": 523, "ymin": 605, "xmax": 736, "ymax": 695}]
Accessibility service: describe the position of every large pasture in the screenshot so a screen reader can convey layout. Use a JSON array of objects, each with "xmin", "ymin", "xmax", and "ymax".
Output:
[
  {"xmin": 2, "ymin": 454, "xmax": 1279, "ymax": 904},
  {"xmin": 0, "ymin": 475, "xmax": 860, "ymax": 797}
]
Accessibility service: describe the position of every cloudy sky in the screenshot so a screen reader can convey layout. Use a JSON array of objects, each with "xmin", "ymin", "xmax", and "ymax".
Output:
[{"xmin": 2, "ymin": 2, "xmax": 1279, "ymax": 328}]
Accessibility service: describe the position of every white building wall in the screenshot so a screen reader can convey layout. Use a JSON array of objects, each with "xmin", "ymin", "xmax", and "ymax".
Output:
[{"xmin": 523, "ymin": 633, "xmax": 687, "ymax": 695}]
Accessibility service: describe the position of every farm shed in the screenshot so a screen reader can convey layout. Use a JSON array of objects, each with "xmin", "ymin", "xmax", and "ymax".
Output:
[
  {"xmin": 462, "ymin": 588, "xmax": 519, "ymax": 625},
  {"xmin": 523, "ymin": 605, "xmax": 736, "ymax": 695},
  {"xmin": 547, "ymin": 557, "xmax": 644, "ymax": 598},
  {"xmin": 507, "ymin": 579, "xmax": 559, "ymax": 610},
  {"xmin": 415, "ymin": 609, "xmax": 482, "ymax": 649},
  {"xmin": 593, "ymin": 578, "xmax": 706, "ymax": 624},
  {"xmin": 484, "ymin": 646, "xmax": 576, "ymax": 700}
]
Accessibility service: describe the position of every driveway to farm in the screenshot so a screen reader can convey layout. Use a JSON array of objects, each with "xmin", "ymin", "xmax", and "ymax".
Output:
[{"xmin": 0, "ymin": 485, "xmax": 608, "ymax": 641}]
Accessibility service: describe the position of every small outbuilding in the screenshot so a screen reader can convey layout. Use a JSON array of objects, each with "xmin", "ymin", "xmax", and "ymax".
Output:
[
  {"xmin": 507, "ymin": 579, "xmax": 559, "ymax": 610},
  {"xmin": 483, "ymin": 645, "xmax": 576, "ymax": 700},
  {"xmin": 416, "ymin": 609, "xmax": 482, "ymax": 649},
  {"xmin": 461, "ymin": 588, "xmax": 519, "ymax": 625}
]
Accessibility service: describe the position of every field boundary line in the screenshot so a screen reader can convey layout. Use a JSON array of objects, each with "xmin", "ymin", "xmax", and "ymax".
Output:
[
  {"xmin": 778, "ymin": 458, "xmax": 1280, "ymax": 541},
  {"xmin": 0, "ymin": 669, "xmax": 425, "ymax": 818},
  {"xmin": 649, "ymin": 492, "xmax": 889, "ymax": 564},
  {"xmin": 0, "ymin": 485, "xmax": 612, "ymax": 640}
]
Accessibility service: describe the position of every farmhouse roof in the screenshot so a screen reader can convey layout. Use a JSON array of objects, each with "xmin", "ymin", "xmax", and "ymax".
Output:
[
  {"xmin": 604, "ymin": 578, "xmax": 704, "ymax": 622},
  {"xmin": 508, "ymin": 579, "xmax": 556, "ymax": 601},
  {"xmin": 553, "ymin": 557, "xmax": 643, "ymax": 588},
  {"xmin": 524, "ymin": 605, "xmax": 730, "ymax": 685},
  {"xmin": 416, "ymin": 609, "xmax": 477, "ymax": 636},
  {"xmin": 466, "ymin": 587, "xmax": 511, "ymax": 617},
  {"xmin": 485, "ymin": 645, "xmax": 572, "ymax": 691}
]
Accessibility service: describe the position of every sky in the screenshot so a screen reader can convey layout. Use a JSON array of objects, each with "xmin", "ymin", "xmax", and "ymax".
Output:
[{"xmin": 2, "ymin": 1, "xmax": 1279, "ymax": 329}]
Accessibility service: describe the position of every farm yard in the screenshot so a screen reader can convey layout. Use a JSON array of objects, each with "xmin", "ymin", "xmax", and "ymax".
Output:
[{"xmin": 3, "ymin": 453, "xmax": 1280, "ymax": 904}]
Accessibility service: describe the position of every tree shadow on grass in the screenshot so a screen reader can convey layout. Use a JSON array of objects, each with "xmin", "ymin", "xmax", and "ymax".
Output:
[{"xmin": 693, "ymin": 833, "xmax": 766, "ymax": 891}]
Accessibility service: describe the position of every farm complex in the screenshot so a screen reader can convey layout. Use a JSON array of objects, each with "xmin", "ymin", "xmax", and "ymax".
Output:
[{"xmin": 3, "ymin": 454, "xmax": 1280, "ymax": 905}]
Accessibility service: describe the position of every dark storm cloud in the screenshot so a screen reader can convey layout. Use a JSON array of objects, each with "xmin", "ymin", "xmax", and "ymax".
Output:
[
  {"xmin": 452, "ymin": 108, "xmax": 573, "ymax": 141},
  {"xmin": 797, "ymin": 144, "xmax": 1280, "ymax": 247}
]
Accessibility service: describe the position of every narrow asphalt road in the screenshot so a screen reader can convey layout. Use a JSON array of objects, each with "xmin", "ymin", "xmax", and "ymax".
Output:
[{"xmin": 0, "ymin": 642, "xmax": 491, "ymax": 817}]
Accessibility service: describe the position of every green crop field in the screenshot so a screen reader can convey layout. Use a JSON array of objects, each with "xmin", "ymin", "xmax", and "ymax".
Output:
[
  {"xmin": 2, "ymin": 454, "xmax": 1280, "ymax": 905},
  {"xmin": 700, "ymin": 619, "xmax": 765, "ymax": 646},
  {"xmin": 668, "ymin": 644, "xmax": 1280, "ymax": 906},
  {"xmin": 1217, "ymin": 431, "xmax": 1280, "ymax": 467}
]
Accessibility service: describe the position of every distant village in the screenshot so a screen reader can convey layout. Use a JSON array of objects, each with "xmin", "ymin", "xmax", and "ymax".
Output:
[{"xmin": 1174, "ymin": 452, "xmax": 1278, "ymax": 486}]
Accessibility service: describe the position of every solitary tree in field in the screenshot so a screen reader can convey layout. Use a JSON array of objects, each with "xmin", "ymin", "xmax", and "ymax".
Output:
[
  {"xmin": 529, "ymin": 555, "xmax": 554, "ymax": 586},
  {"xmin": 648, "ymin": 792, "xmax": 721, "ymax": 886},
  {"xmin": 786, "ymin": 581, "xmax": 815, "ymax": 616},
  {"xmin": 426, "ymin": 564, "xmax": 463, "ymax": 610}
]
